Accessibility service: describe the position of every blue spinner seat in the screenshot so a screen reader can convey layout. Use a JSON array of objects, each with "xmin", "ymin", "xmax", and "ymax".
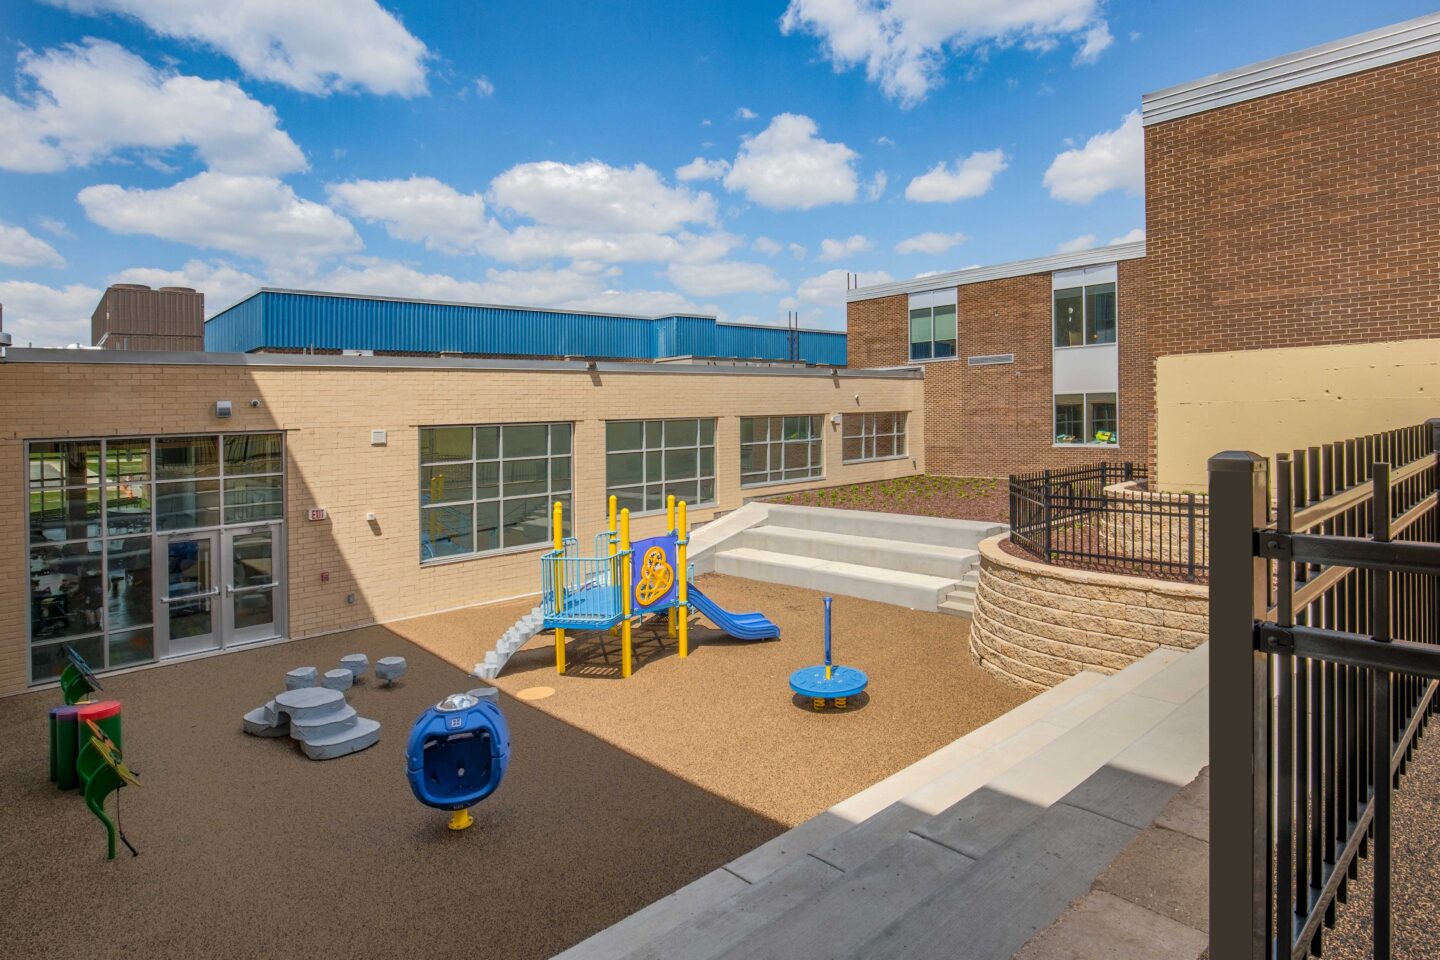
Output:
[{"xmin": 405, "ymin": 693, "xmax": 511, "ymax": 816}]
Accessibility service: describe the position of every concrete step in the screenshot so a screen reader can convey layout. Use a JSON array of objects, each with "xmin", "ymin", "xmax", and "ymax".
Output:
[
  {"xmin": 736, "ymin": 526, "xmax": 980, "ymax": 580},
  {"xmin": 600, "ymin": 651, "xmax": 1199, "ymax": 960},
  {"xmin": 713, "ymin": 547, "xmax": 957, "ymax": 611},
  {"xmin": 761, "ymin": 503, "xmax": 1006, "ymax": 550},
  {"xmin": 296, "ymin": 717, "xmax": 381, "ymax": 761},
  {"xmin": 938, "ymin": 598, "xmax": 972, "ymax": 617},
  {"xmin": 555, "ymin": 672, "xmax": 1108, "ymax": 960}
]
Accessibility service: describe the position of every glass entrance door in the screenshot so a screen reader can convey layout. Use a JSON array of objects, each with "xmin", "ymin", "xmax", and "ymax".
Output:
[
  {"xmin": 160, "ymin": 533, "xmax": 220, "ymax": 657},
  {"xmin": 224, "ymin": 525, "xmax": 282, "ymax": 645}
]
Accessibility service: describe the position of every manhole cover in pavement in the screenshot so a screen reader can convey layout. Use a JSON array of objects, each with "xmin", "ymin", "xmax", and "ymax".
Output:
[{"xmin": 516, "ymin": 686, "xmax": 555, "ymax": 701}]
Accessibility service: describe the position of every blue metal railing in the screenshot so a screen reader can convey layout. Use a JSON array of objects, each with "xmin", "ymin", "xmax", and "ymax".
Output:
[{"xmin": 541, "ymin": 537, "xmax": 627, "ymax": 628}]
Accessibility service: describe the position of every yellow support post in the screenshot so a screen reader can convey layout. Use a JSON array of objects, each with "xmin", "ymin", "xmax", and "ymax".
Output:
[
  {"xmin": 620, "ymin": 508, "xmax": 633, "ymax": 678},
  {"xmin": 666, "ymin": 494, "xmax": 678, "ymax": 639},
  {"xmin": 677, "ymin": 500, "xmax": 689, "ymax": 659},
  {"xmin": 552, "ymin": 501, "xmax": 566, "ymax": 675}
]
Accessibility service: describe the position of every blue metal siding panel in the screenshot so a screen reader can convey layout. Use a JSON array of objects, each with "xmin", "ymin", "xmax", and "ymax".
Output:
[{"xmin": 204, "ymin": 293, "xmax": 848, "ymax": 364}]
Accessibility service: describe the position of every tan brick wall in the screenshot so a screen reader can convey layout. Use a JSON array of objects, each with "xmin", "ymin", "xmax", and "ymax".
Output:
[
  {"xmin": 846, "ymin": 260, "xmax": 1152, "ymax": 478},
  {"xmin": 970, "ymin": 534, "xmax": 1207, "ymax": 690},
  {"xmin": 1144, "ymin": 53, "xmax": 1440, "ymax": 360},
  {"xmin": 0, "ymin": 359, "xmax": 924, "ymax": 694}
]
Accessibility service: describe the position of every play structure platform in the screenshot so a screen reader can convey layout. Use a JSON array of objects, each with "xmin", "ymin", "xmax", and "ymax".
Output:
[{"xmin": 541, "ymin": 496, "xmax": 779, "ymax": 678}]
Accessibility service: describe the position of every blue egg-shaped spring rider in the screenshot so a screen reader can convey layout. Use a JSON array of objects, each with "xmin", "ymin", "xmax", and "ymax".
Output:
[
  {"xmin": 789, "ymin": 597, "xmax": 868, "ymax": 710},
  {"xmin": 406, "ymin": 691, "xmax": 511, "ymax": 831}
]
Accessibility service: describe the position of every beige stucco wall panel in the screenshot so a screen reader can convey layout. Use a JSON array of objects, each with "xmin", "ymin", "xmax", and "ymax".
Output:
[{"xmin": 1155, "ymin": 338, "xmax": 1440, "ymax": 491}]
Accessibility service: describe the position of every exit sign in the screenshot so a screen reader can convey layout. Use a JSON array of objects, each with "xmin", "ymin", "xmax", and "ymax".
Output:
[{"xmin": 308, "ymin": 508, "xmax": 328, "ymax": 521}]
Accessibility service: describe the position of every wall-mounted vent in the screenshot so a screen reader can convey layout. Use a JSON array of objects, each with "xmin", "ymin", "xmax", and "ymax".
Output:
[{"xmin": 968, "ymin": 353, "xmax": 1015, "ymax": 366}]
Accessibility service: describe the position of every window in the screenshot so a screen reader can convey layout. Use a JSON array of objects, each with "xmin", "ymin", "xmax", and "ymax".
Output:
[
  {"xmin": 606, "ymin": 418, "xmax": 716, "ymax": 514},
  {"xmin": 1053, "ymin": 281, "xmax": 1116, "ymax": 347},
  {"xmin": 419, "ymin": 423, "xmax": 572, "ymax": 562},
  {"xmin": 1054, "ymin": 393, "xmax": 1118, "ymax": 445},
  {"xmin": 26, "ymin": 432, "xmax": 284, "ymax": 682},
  {"xmin": 842, "ymin": 413, "xmax": 908, "ymax": 462},
  {"xmin": 741, "ymin": 416, "xmax": 823, "ymax": 487},
  {"xmin": 908, "ymin": 288, "xmax": 957, "ymax": 361}
]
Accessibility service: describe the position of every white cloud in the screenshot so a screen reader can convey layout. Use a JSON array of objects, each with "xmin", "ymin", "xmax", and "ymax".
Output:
[
  {"xmin": 866, "ymin": 170, "xmax": 888, "ymax": 200},
  {"xmin": 79, "ymin": 172, "xmax": 361, "ymax": 261},
  {"xmin": 329, "ymin": 170, "xmax": 735, "ymax": 266},
  {"xmin": 895, "ymin": 230, "xmax": 967, "ymax": 254},
  {"xmin": 36, "ymin": 215, "xmax": 73, "ymax": 238},
  {"xmin": 0, "ymin": 39, "xmax": 306, "ymax": 175},
  {"xmin": 1056, "ymin": 233, "xmax": 1096, "ymax": 253},
  {"xmin": 788, "ymin": 242, "xmax": 807, "ymax": 259},
  {"xmin": 1074, "ymin": 21, "xmax": 1113, "ymax": 63},
  {"xmin": 780, "ymin": 0, "xmax": 1110, "ymax": 107},
  {"xmin": 817, "ymin": 234, "xmax": 872, "ymax": 261},
  {"xmin": 0, "ymin": 222, "xmax": 66, "ymax": 267},
  {"xmin": 788, "ymin": 267, "xmax": 893, "ymax": 307},
  {"xmin": 329, "ymin": 176, "xmax": 491, "ymax": 253},
  {"xmin": 48, "ymin": 0, "xmax": 429, "ymax": 96},
  {"xmin": 723, "ymin": 113, "xmax": 858, "ymax": 210},
  {"xmin": 0, "ymin": 280, "xmax": 101, "ymax": 346},
  {"xmin": 667, "ymin": 260, "xmax": 786, "ymax": 297},
  {"xmin": 875, "ymin": 135, "xmax": 895, "ymax": 147},
  {"xmin": 752, "ymin": 236, "xmax": 782, "ymax": 255},
  {"xmin": 675, "ymin": 156, "xmax": 730, "ymax": 182},
  {"xmin": 1043, "ymin": 110, "xmax": 1144, "ymax": 203},
  {"xmin": 109, "ymin": 259, "xmax": 264, "ymax": 314},
  {"xmin": 473, "ymin": 76, "xmax": 495, "ymax": 97},
  {"xmin": 317, "ymin": 259, "xmax": 605, "ymax": 306},
  {"xmin": 565, "ymin": 288, "xmax": 702, "ymax": 317},
  {"xmin": 1109, "ymin": 227, "xmax": 1145, "ymax": 244},
  {"xmin": 491, "ymin": 160, "xmax": 715, "ymax": 233},
  {"xmin": 735, "ymin": 106, "xmax": 758, "ymax": 119},
  {"xmin": 905, "ymin": 149, "xmax": 1007, "ymax": 203}
]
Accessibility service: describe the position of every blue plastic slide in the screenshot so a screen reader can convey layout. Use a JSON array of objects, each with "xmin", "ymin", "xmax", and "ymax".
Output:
[{"xmin": 687, "ymin": 586, "xmax": 781, "ymax": 641}]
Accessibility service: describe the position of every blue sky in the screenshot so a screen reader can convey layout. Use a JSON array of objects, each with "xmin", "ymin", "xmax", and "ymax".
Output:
[{"xmin": 0, "ymin": 0, "xmax": 1431, "ymax": 346}]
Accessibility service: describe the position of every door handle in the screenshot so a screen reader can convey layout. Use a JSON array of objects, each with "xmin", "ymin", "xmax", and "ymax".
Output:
[
  {"xmin": 227, "ymin": 582, "xmax": 275, "ymax": 595},
  {"xmin": 161, "ymin": 587, "xmax": 221, "ymax": 604}
]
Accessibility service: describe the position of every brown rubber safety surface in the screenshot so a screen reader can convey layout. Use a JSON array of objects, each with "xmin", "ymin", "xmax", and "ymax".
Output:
[{"xmin": 0, "ymin": 575, "xmax": 1028, "ymax": 960}]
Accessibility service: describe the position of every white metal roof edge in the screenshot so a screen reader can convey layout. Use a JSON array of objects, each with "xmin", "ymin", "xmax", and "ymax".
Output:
[
  {"xmin": 1142, "ymin": 13, "xmax": 1440, "ymax": 126},
  {"xmin": 845, "ymin": 241, "xmax": 1146, "ymax": 303}
]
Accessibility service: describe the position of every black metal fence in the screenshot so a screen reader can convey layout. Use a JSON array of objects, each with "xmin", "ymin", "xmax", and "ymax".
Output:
[
  {"xmin": 1209, "ymin": 420, "xmax": 1440, "ymax": 960},
  {"xmin": 1009, "ymin": 461, "xmax": 1208, "ymax": 582}
]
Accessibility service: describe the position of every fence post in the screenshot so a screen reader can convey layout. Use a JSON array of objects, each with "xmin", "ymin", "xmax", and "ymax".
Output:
[
  {"xmin": 1208, "ymin": 451, "xmax": 1269, "ymax": 960},
  {"xmin": 1042, "ymin": 469, "xmax": 1053, "ymax": 562},
  {"xmin": 1186, "ymin": 493, "xmax": 1197, "ymax": 583}
]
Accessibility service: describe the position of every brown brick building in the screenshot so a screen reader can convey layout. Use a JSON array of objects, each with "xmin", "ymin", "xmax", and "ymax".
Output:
[
  {"xmin": 91, "ymin": 283, "xmax": 205, "ymax": 351},
  {"xmin": 848, "ymin": 13, "xmax": 1440, "ymax": 486}
]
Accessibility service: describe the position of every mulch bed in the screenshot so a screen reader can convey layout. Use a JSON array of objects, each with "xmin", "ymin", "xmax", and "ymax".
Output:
[{"xmin": 763, "ymin": 474, "xmax": 1007, "ymax": 523}]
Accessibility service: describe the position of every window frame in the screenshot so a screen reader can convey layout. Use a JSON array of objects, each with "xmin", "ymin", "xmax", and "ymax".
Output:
[
  {"xmin": 841, "ymin": 412, "xmax": 909, "ymax": 464},
  {"xmin": 740, "ymin": 415, "xmax": 825, "ymax": 488},
  {"xmin": 605, "ymin": 418, "xmax": 717, "ymax": 516},
  {"xmin": 25, "ymin": 431, "xmax": 286, "ymax": 683},
  {"xmin": 907, "ymin": 289, "xmax": 958, "ymax": 363},
  {"xmin": 1052, "ymin": 280, "xmax": 1118, "ymax": 349},
  {"xmin": 1052, "ymin": 392, "xmax": 1120, "ymax": 448},
  {"xmin": 418, "ymin": 422, "xmax": 573, "ymax": 565}
]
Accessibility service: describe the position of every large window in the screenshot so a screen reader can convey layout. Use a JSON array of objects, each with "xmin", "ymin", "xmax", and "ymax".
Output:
[
  {"xmin": 1053, "ymin": 281, "xmax": 1116, "ymax": 347},
  {"xmin": 606, "ymin": 418, "xmax": 716, "ymax": 514},
  {"xmin": 1054, "ymin": 393, "xmax": 1118, "ymax": 445},
  {"xmin": 908, "ymin": 288, "xmax": 958, "ymax": 361},
  {"xmin": 741, "ymin": 416, "xmax": 823, "ymax": 487},
  {"xmin": 842, "ymin": 413, "xmax": 908, "ymax": 462},
  {"xmin": 419, "ymin": 423, "xmax": 572, "ymax": 562},
  {"xmin": 26, "ymin": 433, "xmax": 284, "ymax": 682}
]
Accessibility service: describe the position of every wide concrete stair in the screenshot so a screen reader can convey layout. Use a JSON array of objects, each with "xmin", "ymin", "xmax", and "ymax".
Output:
[
  {"xmin": 552, "ymin": 643, "xmax": 1209, "ymax": 960},
  {"xmin": 708, "ymin": 504, "xmax": 1005, "ymax": 613}
]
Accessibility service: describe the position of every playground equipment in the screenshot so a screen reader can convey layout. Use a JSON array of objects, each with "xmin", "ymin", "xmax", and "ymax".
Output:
[
  {"xmin": 789, "ymin": 597, "xmax": 868, "ymax": 710},
  {"xmin": 58, "ymin": 644, "xmax": 102, "ymax": 705},
  {"xmin": 405, "ymin": 692, "xmax": 511, "ymax": 831},
  {"xmin": 76, "ymin": 719, "xmax": 140, "ymax": 860},
  {"xmin": 242, "ymin": 684, "xmax": 381, "ymax": 760},
  {"xmin": 542, "ymin": 496, "xmax": 779, "ymax": 678}
]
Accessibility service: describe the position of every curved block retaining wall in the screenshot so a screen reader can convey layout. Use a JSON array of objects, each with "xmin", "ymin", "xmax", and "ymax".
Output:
[{"xmin": 970, "ymin": 534, "xmax": 1208, "ymax": 690}]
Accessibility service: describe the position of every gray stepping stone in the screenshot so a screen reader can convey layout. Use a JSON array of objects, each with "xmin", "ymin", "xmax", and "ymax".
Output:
[
  {"xmin": 242, "ymin": 702, "xmax": 288, "ymax": 737},
  {"xmin": 299, "ymin": 717, "xmax": 381, "ymax": 760},
  {"xmin": 285, "ymin": 666, "xmax": 318, "ymax": 690},
  {"xmin": 274, "ymin": 686, "xmax": 347, "ymax": 720},
  {"xmin": 322, "ymin": 668, "xmax": 353, "ymax": 691},
  {"xmin": 467, "ymin": 686, "xmax": 499, "ymax": 703},
  {"xmin": 340, "ymin": 653, "xmax": 369, "ymax": 680},
  {"xmin": 376, "ymin": 656, "xmax": 407, "ymax": 686}
]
